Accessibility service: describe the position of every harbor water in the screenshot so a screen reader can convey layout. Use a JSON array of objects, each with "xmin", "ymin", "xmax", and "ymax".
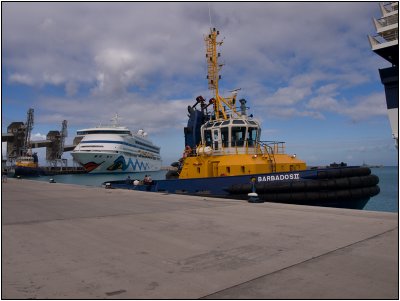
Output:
[
  {"xmin": 18, "ymin": 166, "xmax": 398, "ymax": 213},
  {"xmin": 363, "ymin": 166, "xmax": 398, "ymax": 212}
]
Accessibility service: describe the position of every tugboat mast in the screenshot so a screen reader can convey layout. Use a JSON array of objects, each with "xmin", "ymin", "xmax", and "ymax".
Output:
[{"xmin": 205, "ymin": 28, "xmax": 238, "ymax": 120}]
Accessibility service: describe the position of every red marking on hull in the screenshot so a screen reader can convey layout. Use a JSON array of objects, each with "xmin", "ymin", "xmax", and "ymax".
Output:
[{"xmin": 83, "ymin": 162, "xmax": 102, "ymax": 172}]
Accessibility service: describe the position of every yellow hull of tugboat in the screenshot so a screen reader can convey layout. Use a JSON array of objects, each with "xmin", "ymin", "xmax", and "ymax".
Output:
[
  {"xmin": 179, "ymin": 154, "xmax": 307, "ymax": 179},
  {"xmin": 15, "ymin": 161, "xmax": 38, "ymax": 168}
]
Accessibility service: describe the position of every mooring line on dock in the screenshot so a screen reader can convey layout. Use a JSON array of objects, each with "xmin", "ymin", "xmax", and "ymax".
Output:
[{"xmin": 199, "ymin": 227, "xmax": 398, "ymax": 299}]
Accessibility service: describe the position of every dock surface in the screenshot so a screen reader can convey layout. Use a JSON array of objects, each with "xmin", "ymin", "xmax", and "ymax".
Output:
[{"xmin": 2, "ymin": 179, "xmax": 398, "ymax": 299}]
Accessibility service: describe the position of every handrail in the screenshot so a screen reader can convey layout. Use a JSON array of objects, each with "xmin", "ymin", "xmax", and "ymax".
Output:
[
  {"xmin": 259, "ymin": 141, "xmax": 286, "ymax": 154},
  {"xmin": 258, "ymin": 143, "xmax": 276, "ymax": 172},
  {"xmin": 194, "ymin": 140, "xmax": 286, "ymax": 156}
]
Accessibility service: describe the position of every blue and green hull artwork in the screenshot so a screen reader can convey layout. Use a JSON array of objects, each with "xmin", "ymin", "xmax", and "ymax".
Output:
[
  {"xmin": 106, "ymin": 156, "xmax": 150, "ymax": 171},
  {"xmin": 83, "ymin": 155, "xmax": 151, "ymax": 173}
]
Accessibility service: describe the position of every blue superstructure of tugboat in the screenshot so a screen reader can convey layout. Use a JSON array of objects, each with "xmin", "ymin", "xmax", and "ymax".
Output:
[{"xmin": 104, "ymin": 28, "xmax": 380, "ymax": 210}]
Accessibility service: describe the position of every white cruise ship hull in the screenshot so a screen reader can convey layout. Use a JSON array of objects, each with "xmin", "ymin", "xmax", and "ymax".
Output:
[
  {"xmin": 71, "ymin": 151, "xmax": 161, "ymax": 173},
  {"xmin": 71, "ymin": 127, "xmax": 162, "ymax": 173}
]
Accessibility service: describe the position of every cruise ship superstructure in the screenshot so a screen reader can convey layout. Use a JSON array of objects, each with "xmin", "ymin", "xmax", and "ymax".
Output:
[
  {"xmin": 71, "ymin": 116, "xmax": 161, "ymax": 173},
  {"xmin": 368, "ymin": 2, "xmax": 399, "ymax": 148}
]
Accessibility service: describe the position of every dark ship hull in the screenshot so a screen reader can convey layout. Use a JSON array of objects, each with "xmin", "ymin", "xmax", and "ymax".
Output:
[
  {"xmin": 103, "ymin": 166, "xmax": 380, "ymax": 210},
  {"xmin": 14, "ymin": 166, "xmax": 44, "ymax": 177}
]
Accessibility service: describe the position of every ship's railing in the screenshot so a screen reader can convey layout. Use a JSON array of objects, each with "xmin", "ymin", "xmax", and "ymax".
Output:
[
  {"xmin": 383, "ymin": 2, "xmax": 398, "ymax": 14},
  {"xmin": 370, "ymin": 30, "xmax": 398, "ymax": 44},
  {"xmin": 207, "ymin": 110, "xmax": 252, "ymax": 122},
  {"xmin": 370, "ymin": 3, "xmax": 398, "ymax": 44},
  {"xmin": 259, "ymin": 141, "xmax": 286, "ymax": 154},
  {"xmin": 192, "ymin": 140, "xmax": 286, "ymax": 156}
]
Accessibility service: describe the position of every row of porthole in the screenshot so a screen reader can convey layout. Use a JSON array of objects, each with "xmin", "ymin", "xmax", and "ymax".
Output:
[
  {"xmin": 94, "ymin": 155, "xmax": 113, "ymax": 158},
  {"xmin": 93, "ymin": 153, "xmax": 161, "ymax": 160}
]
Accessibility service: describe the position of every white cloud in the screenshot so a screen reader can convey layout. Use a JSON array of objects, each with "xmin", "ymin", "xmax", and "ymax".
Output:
[
  {"xmin": 36, "ymin": 94, "xmax": 189, "ymax": 135},
  {"xmin": 2, "ymin": 2, "xmax": 379, "ymax": 97},
  {"xmin": 341, "ymin": 93, "xmax": 387, "ymax": 121},
  {"xmin": 9, "ymin": 73, "xmax": 34, "ymax": 85},
  {"xmin": 265, "ymin": 107, "xmax": 325, "ymax": 120},
  {"xmin": 307, "ymin": 92, "xmax": 386, "ymax": 121},
  {"xmin": 91, "ymin": 48, "xmax": 140, "ymax": 96},
  {"xmin": 263, "ymin": 86, "xmax": 312, "ymax": 106},
  {"xmin": 315, "ymin": 84, "xmax": 338, "ymax": 95},
  {"xmin": 31, "ymin": 133, "xmax": 47, "ymax": 141},
  {"xmin": 307, "ymin": 95, "xmax": 340, "ymax": 111},
  {"xmin": 3, "ymin": 2, "xmax": 395, "ymax": 165}
]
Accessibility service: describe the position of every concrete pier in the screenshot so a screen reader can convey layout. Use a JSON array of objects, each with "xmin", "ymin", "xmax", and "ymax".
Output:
[{"xmin": 2, "ymin": 179, "xmax": 398, "ymax": 299}]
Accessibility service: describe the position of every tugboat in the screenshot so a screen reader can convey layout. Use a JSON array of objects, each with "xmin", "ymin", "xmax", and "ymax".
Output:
[
  {"xmin": 14, "ymin": 151, "xmax": 43, "ymax": 177},
  {"xmin": 104, "ymin": 28, "xmax": 380, "ymax": 209}
]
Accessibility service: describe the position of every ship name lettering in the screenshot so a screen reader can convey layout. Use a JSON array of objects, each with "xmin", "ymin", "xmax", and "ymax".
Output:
[{"xmin": 257, "ymin": 173, "xmax": 299, "ymax": 182}]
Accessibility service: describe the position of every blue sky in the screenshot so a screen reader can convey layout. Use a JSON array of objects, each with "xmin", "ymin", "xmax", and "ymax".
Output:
[{"xmin": 2, "ymin": 2, "xmax": 398, "ymax": 166}]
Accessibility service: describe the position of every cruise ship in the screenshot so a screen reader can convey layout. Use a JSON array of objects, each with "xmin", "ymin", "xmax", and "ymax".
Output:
[
  {"xmin": 71, "ymin": 116, "xmax": 162, "ymax": 173},
  {"xmin": 368, "ymin": 2, "xmax": 398, "ymax": 148}
]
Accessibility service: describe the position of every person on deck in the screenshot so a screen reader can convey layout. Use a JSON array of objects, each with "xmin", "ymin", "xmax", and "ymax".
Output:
[
  {"xmin": 143, "ymin": 175, "xmax": 153, "ymax": 185},
  {"xmin": 183, "ymin": 145, "xmax": 192, "ymax": 158}
]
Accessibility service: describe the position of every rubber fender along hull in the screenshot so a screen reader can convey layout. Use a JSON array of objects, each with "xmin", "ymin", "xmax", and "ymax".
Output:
[
  {"xmin": 229, "ymin": 186, "xmax": 380, "ymax": 209},
  {"xmin": 226, "ymin": 174, "xmax": 379, "ymax": 194},
  {"xmin": 309, "ymin": 166, "xmax": 371, "ymax": 179}
]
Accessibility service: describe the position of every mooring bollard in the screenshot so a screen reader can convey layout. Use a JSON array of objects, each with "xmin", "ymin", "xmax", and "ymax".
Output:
[{"xmin": 248, "ymin": 177, "xmax": 262, "ymax": 203}]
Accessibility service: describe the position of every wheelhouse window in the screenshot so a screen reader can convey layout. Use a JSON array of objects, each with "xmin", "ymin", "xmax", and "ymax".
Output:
[
  {"xmin": 221, "ymin": 127, "xmax": 229, "ymax": 147},
  {"xmin": 204, "ymin": 129, "xmax": 212, "ymax": 147},
  {"xmin": 247, "ymin": 127, "xmax": 258, "ymax": 147},
  {"xmin": 232, "ymin": 126, "xmax": 246, "ymax": 147}
]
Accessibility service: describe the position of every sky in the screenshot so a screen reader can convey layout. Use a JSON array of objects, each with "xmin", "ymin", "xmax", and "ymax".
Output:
[{"xmin": 1, "ymin": 2, "xmax": 398, "ymax": 166}]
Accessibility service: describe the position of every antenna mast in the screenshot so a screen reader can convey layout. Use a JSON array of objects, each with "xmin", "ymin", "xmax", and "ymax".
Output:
[
  {"xmin": 204, "ymin": 28, "xmax": 238, "ymax": 120},
  {"xmin": 208, "ymin": 3, "xmax": 212, "ymax": 27}
]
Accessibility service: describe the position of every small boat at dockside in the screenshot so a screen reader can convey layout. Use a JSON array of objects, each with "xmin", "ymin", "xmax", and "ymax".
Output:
[{"xmin": 104, "ymin": 28, "xmax": 380, "ymax": 209}]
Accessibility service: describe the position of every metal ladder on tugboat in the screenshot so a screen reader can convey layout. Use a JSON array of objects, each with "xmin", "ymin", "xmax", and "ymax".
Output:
[{"xmin": 260, "ymin": 142, "xmax": 276, "ymax": 173}]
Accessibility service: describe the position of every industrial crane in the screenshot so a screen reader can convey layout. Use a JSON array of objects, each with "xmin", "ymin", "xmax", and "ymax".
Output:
[
  {"xmin": 57, "ymin": 120, "xmax": 68, "ymax": 159},
  {"xmin": 22, "ymin": 108, "xmax": 34, "ymax": 156}
]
